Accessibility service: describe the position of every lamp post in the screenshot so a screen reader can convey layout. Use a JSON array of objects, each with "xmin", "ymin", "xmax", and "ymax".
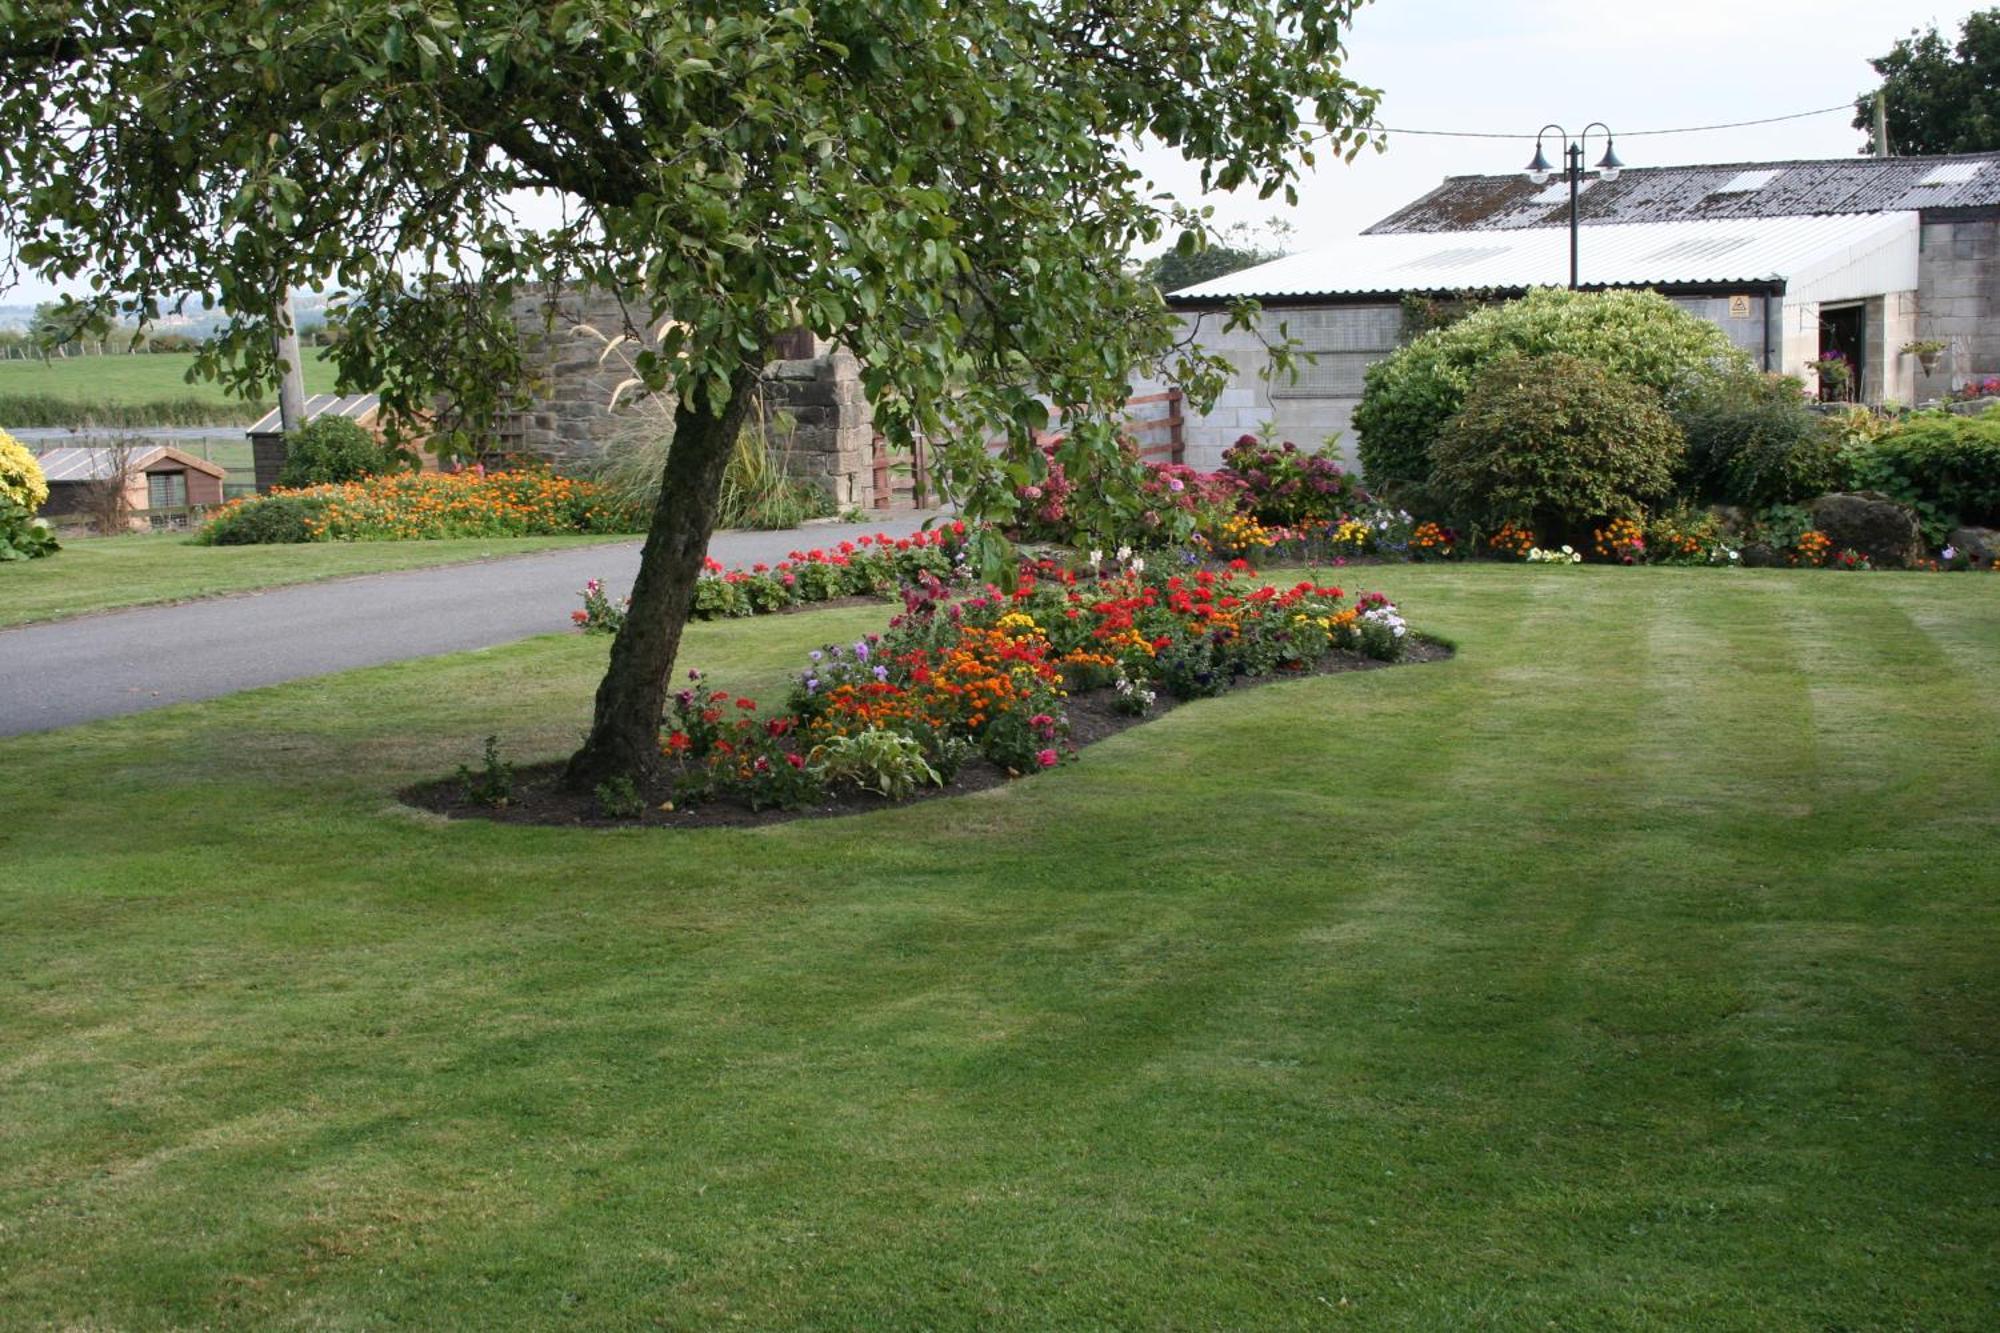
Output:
[{"xmin": 1525, "ymin": 123, "xmax": 1623, "ymax": 290}]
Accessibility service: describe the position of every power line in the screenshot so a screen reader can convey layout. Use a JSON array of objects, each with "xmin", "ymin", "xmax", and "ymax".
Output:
[{"xmin": 1354, "ymin": 101, "xmax": 1857, "ymax": 143}]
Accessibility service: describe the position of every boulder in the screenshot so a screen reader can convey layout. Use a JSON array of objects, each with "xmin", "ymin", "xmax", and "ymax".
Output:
[
  {"xmin": 1705, "ymin": 505, "xmax": 1752, "ymax": 539},
  {"xmin": 1807, "ymin": 491, "xmax": 1924, "ymax": 568},
  {"xmin": 1947, "ymin": 526, "xmax": 2000, "ymax": 569},
  {"xmin": 1737, "ymin": 541, "xmax": 1784, "ymax": 569}
]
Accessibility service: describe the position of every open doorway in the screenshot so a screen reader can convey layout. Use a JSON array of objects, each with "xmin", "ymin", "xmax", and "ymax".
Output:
[{"xmin": 1817, "ymin": 303, "xmax": 1864, "ymax": 403}]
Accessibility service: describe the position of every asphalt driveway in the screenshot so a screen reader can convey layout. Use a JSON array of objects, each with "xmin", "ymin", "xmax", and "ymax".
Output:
[{"xmin": 0, "ymin": 515, "xmax": 941, "ymax": 736}]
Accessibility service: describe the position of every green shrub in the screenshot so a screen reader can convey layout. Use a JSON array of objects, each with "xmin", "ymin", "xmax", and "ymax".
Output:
[
  {"xmin": 277, "ymin": 415, "xmax": 401, "ymax": 487},
  {"xmin": 1429, "ymin": 352, "xmax": 1683, "ymax": 539},
  {"xmin": 1673, "ymin": 371, "xmax": 1847, "ymax": 507},
  {"xmin": 1353, "ymin": 288, "xmax": 1746, "ymax": 496},
  {"xmin": 1851, "ymin": 409, "xmax": 2000, "ymax": 529},
  {"xmin": 0, "ymin": 494, "xmax": 61, "ymax": 559},
  {"xmin": 197, "ymin": 493, "xmax": 329, "ymax": 545}
]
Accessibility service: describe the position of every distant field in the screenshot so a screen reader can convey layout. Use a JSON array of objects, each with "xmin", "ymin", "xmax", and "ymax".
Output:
[{"xmin": 0, "ymin": 351, "xmax": 343, "ymax": 426}]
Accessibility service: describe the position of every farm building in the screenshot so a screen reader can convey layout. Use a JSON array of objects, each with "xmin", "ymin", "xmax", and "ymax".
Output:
[
  {"xmin": 34, "ymin": 444, "xmax": 227, "ymax": 530},
  {"xmin": 246, "ymin": 393, "xmax": 384, "ymax": 492},
  {"xmin": 1151, "ymin": 151, "xmax": 2000, "ymax": 469}
]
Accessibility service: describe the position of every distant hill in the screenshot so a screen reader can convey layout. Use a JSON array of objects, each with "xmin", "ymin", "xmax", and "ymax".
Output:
[{"xmin": 0, "ymin": 292, "xmax": 338, "ymax": 337}]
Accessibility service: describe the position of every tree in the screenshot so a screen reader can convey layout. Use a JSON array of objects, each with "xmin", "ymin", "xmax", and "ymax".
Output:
[
  {"xmin": 1855, "ymin": 10, "xmax": 2000, "ymax": 155},
  {"xmin": 0, "ymin": 2, "xmax": 1378, "ymax": 786},
  {"xmin": 1141, "ymin": 218, "xmax": 1293, "ymax": 294}
]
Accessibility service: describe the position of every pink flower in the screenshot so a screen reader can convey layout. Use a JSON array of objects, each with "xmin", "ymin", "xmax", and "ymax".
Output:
[{"xmin": 1036, "ymin": 748, "xmax": 1059, "ymax": 768}]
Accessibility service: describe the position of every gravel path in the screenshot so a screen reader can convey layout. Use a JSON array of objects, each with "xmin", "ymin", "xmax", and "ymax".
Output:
[{"xmin": 0, "ymin": 514, "xmax": 943, "ymax": 736}]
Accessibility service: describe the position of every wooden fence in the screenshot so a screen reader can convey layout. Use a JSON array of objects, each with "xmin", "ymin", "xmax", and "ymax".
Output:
[{"xmin": 868, "ymin": 389, "xmax": 1185, "ymax": 511}]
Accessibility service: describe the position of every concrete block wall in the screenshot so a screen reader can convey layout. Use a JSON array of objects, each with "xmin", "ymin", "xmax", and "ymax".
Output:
[
  {"xmin": 1915, "ymin": 218, "xmax": 2000, "ymax": 398},
  {"xmin": 1135, "ymin": 304, "xmax": 1404, "ymax": 470},
  {"xmin": 1670, "ymin": 295, "xmax": 1770, "ymax": 365}
]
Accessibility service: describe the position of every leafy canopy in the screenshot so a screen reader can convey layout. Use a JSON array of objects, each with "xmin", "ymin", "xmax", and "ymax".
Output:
[
  {"xmin": 1140, "ymin": 218, "xmax": 1293, "ymax": 296},
  {"xmin": 0, "ymin": 1, "xmax": 1378, "ymax": 542},
  {"xmin": 1855, "ymin": 9, "xmax": 2000, "ymax": 155}
]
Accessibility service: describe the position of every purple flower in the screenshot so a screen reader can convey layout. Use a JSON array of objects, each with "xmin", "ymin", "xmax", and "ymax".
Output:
[
  {"xmin": 872, "ymin": 664, "xmax": 889, "ymax": 681},
  {"xmin": 809, "ymin": 649, "xmax": 824, "ymax": 662},
  {"xmin": 805, "ymin": 677, "xmax": 819, "ymax": 693},
  {"xmin": 853, "ymin": 640, "xmax": 870, "ymax": 662}
]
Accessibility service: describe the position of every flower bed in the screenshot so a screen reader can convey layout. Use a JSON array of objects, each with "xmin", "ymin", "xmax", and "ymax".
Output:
[
  {"xmin": 199, "ymin": 469, "xmax": 641, "ymax": 544},
  {"xmin": 426, "ymin": 558, "xmax": 1444, "ymax": 827},
  {"xmin": 572, "ymin": 522, "xmax": 972, "ymax": 630}
]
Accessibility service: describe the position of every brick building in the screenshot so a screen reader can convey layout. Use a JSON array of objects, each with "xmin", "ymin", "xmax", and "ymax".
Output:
[{"xmin": 1151, "ymin": 152, "xmax": 2000, "ymax": 469}]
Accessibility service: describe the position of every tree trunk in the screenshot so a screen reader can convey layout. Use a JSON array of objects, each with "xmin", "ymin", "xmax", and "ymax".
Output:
[{"xmin": 563, "ymin": 359, "xmax": 765, "ymax": 790}]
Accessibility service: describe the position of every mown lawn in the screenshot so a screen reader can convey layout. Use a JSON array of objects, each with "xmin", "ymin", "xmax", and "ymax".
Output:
[
  {"xmin": 0, "ymin": 531, "xmax": 637, "ymax": 627},
  {"xmin": 1, "ymin": 567, "xmax": 1994, "ymax": 1328}
]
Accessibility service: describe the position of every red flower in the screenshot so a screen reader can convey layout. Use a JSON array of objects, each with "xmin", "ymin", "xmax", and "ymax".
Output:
[{"xmin": 735, "ymin": 697, "xmax": 757, "ymax": 711}]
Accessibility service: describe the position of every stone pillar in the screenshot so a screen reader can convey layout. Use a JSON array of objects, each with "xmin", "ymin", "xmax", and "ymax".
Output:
[{"xmin": 757, "ymin": 345, "xmax": 875, "ymax": 509}]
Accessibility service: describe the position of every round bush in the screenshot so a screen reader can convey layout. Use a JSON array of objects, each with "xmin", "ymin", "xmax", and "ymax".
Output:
[
  {"xmin": 277, "ymin": 415, "xmax": 399, "ymax": 487},
  {"xmin": 1430, "ymin": 352, "xmax": 1684, "ymax": 539},
  {"xmin": 1354, "ymin": 288, "xmax": 1746, "ymax": 496},
  {"xmin": 0, "ymin": 429, "xmax": 50, "ymax": 513},
  {"xmin": 1673, "ymin": 371, "xmax": 1847, "ymax": 508},
  {"xmin": 199, "ymin": 494, "xmax": 330, "ymax": 545}
]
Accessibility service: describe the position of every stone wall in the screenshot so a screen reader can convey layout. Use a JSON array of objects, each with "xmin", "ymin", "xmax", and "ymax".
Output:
[
  {"xmin": 496, "ymin": 287, "xmax": 668, "ymax": 467},
  {"xmin": 497, "ymin": 290, "xmax": 875, "ymax": 507}
]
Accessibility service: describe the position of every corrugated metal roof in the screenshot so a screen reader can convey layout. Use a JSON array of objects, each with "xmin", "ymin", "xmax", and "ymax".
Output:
[
  {"xmin": 246, "ymin": 392, "xmax": 379, "ymax": 437},
  {"xmin": 1365, "ymin": 152, "xmax": 2000, "ymax": 234},
  {"xmin": 34, "ymin": 445, "xmax": 228, "ymax": 482},
  {"xmin": 1168, "ymin": 213, "xmax": 1918, "ymax": 302}
]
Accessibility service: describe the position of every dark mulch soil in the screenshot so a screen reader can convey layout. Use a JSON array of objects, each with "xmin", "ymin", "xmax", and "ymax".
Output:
[{"xmin": 402, "ymin": 637, "xmax": 1454, "ymax": 830}]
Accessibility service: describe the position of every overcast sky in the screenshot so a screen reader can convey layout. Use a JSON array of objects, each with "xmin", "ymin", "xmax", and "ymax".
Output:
[
  {"xmin": 1136, "ymin": 0, "xmax": 1975, "ymax": 249},
  {"xmin": 0, "ymin": 1, "xmax": 1976, "ymax": 303}
]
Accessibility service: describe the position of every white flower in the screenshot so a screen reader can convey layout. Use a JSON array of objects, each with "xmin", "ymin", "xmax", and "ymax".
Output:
[
  {"xmin": 1130, "ymin": 557, "xmax": 1146, "ymax": 574},
  {"xmin": 1560, "ymin": 544, "xmax": 1574, "ymax": 554},
  {"xmin": 1116, "ymin": 545, "xmax": 1132, "ymax": 562},
  {"xmin": 1088, "ymin": 548, "xmax": 1103, "ymax": 565}
]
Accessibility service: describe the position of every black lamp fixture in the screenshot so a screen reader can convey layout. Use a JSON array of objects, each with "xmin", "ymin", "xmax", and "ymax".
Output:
[{"xmin": 1525, "ymin": 123, "xmax": 1623, "ymax": 288}]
